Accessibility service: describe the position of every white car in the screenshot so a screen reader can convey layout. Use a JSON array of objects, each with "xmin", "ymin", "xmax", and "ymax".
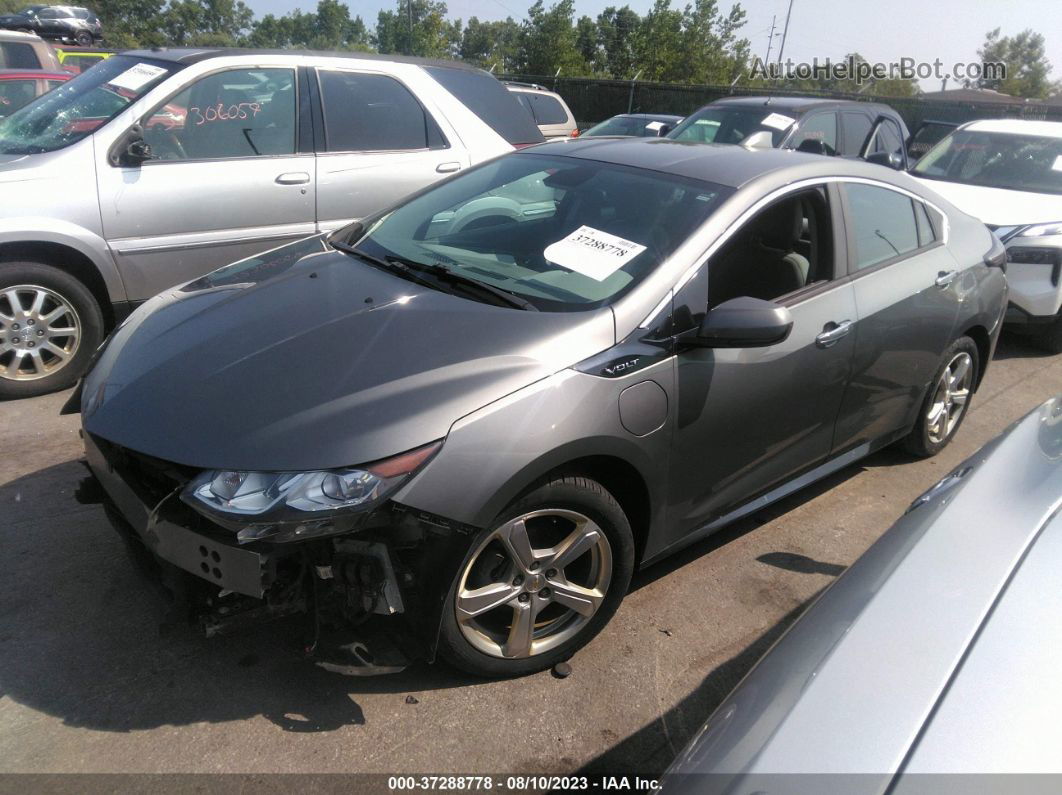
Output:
[{"xmin": 910, "ymin": 119, "xmax": 1062, "ymax": 350}]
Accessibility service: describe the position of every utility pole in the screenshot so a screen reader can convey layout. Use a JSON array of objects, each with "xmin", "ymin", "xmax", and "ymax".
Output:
[
  {"xmin": 628, "ymin": 68, "xmax": 643, "ymax": 113},
  {"xmin": 776, "ymin": 0, "xmax": 794, "ymax": 65},
  {"xmin": 764, "ymin": 15, "xmax": 776, "ymax": 63},
  {"xmin": 407, "ymin": 0, "xmax": 413, "ymax": 56}
]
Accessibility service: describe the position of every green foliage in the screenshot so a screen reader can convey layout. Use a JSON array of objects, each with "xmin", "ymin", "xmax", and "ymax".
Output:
[
  {"xmin": 977, "ymin": 28, "xmax": 1058, "ymax": 99},
  {"xmin": 459, "ymin": 15, "xmax": 520, "ymax": 71},
  {"xmin": 374, "ymin": 0, "xmax": 460, "ymax": 59},
  {"xmin": 518, "ymin": 0, "xmax": 589, "ymax": 76},
  {"xmin": 0, "ymin": 0, "xmax": 25, "ymax": 14},
  {"xmin": 243, "ymin": 0, "xmax": 370, "ymax": 50}
]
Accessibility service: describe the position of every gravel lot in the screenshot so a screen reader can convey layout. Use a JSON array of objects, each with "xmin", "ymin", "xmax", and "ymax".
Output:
[{"xmin": 1, "ymin": 331, "xmax": 1060, "ymax": 778}]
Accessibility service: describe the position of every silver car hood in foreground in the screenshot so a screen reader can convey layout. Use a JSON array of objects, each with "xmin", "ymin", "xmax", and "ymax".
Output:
[
  {"xmin": 81, "ymin": 237, "xmax": 614, "ymax": 471},
  {"xmin": 665, "ymin": 396, "xmax": 1062, "ymax": 791}
]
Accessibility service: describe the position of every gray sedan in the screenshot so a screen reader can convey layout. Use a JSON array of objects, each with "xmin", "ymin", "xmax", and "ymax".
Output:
[
  {"xmin": 77, "ymin": 139, "xmax": 1007, "ymax": 678},
  {"xmin": 664, "ymin": 394, "xmax": 1062, "ymax": 789}
]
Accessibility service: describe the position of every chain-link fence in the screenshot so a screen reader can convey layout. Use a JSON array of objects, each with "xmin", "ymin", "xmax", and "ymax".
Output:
[{"xmin": 500, "ymin": 74, "xmax": 1062, "ymax": 131}]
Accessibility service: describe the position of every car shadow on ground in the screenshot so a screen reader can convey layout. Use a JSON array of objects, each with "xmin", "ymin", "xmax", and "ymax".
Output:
[
  {"xmin": 0, "ymin": 461, "xmax": 488, "ymax": 736},
  {"xmin": 993, "ymin": 329, "xmax": 1051, "ymax": 361},
  {"xmin": 577, "ymin": 591, "xmax": 825, "ymax": 778}
]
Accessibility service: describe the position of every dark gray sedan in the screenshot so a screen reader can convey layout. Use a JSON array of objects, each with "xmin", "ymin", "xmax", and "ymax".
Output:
[
  {"xmin": 664, "ymin": 395, "xmax": 1062, "ymax": 789},
  {"xmin": 76, "ymin": 139, "xmax": 1007, "ymax": 678}
]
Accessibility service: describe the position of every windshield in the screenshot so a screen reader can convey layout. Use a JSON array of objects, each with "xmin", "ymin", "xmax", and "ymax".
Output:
[
  {"xmin": 667, "ymin": 106, "xmax": 794, "ymax": 146},
  {"xmin": 583, "ymin": 116, "xmax": 674, "ymax": 138},
  {"xmin": 0, "ymin": 55, "xmax": 179, "ymax": 155},
  {"xmin": 348, "ymin": 153, "xmax": 730, "ymax": 311},
  {"xmin": 911, "ymin": 128, "xmax": 1062, "ymax": 195}
]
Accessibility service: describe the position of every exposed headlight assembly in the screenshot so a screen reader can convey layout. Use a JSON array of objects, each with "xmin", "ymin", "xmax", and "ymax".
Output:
[{"xmin": 181, "ymin": 441, "xmax": 441, "ymax": 543}]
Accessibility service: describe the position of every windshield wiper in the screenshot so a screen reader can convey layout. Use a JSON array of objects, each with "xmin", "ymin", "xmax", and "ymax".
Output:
[
  {"xmin": 331, "ymin": 240, "xmax": 537, "ymax": 311},
  {"xmin": 399, "ymin": 259, "xmax": 539, "ymax": 312}
]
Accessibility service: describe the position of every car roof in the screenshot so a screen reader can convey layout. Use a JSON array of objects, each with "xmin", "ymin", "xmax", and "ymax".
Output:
[
  {"xmin": 963, "ymin": 118, "xmax": 1062, "ymax": 138},
  {"xmin": 616, "ymin": 113, "xmax": 684, "ymax": 121},
  {"xmin": 525, "ymin": 136, "xmax": 897, "ymax": 189},
  {"xmin": 709, "ymin": 95, "xmax": 888, "ymax": 113},
  {"xmin": 120, "ymin": 47, "xmax": 485, "ymax": 74},
  {"xmin": 0, "ymin": 68, "xmax": 68, "ymax": 78},
  {"xmin": 0, "ymin": 29, "xmax": 44, "ymax": 40}
]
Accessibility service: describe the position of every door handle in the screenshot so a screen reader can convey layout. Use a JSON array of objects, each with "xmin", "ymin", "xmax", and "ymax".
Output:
[
  {"xmin": 815, "ymin": 319, "xmax": 854, "ymax": 348},
  {"xmin": 275, "ymin": 172, "xmax": 310, "ymax": 185},
  {"xmin": 935, "ymin": 270, "xmax": 957, "ymax": 288},
  {"xmin": 436, "ymin": 162, "xmax": 462, "ymax": 173}
]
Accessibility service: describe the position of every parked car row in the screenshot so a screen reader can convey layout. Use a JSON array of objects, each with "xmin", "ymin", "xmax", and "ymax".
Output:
[{"xmin": 0, "ymin": 46, "xmax": 1050, "ymax": 697}]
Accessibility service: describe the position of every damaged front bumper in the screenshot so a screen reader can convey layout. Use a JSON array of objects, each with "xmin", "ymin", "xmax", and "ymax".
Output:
[{"xmin": 83, "ymin": 432, "xmax": 477, "ymax": 663}]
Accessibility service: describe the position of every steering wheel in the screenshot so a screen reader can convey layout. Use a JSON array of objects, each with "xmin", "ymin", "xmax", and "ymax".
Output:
[{"xmin": 146, "ymin": 126, "xmax": 187, "ymax": 160}]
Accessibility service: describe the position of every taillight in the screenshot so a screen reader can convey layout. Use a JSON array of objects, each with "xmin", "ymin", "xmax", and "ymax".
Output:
[{"xmin": 570, "ymin": 129, "xmax": 580, "ymax": 138}]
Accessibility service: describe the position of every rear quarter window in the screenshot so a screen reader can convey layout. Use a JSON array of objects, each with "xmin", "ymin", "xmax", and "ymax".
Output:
[
  {"xmin": 525, "ymin": 93, "xmax": 569, "ymax": 125},
  {"xmin": 424, "ymin": 65, "xmax": 544, "ymax": 146}
]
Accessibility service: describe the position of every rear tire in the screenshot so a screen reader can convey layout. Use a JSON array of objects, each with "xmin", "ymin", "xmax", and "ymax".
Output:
[
  {"xmin": 74, "ymin": 30, "xmax": 92, "ymax": 46},
  {"xmin": 438, "ymin": 476, "xmax": 634, "ymax": 678},
  {"xmin": 0, "ymin": 261, "xmax": 104, "ymax": 400},
  {"xmin": 902, "ymin": 336, "xmax": 979, "ymax": 458}
]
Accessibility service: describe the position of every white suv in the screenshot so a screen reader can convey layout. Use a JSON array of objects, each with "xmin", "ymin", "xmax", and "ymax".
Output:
[
  {"xmin": 910, "ymin": 119, "xmax": 1062, "ymax": 350},
  {"xmin": 0, "ymin": 49, "xmax": 544, "ymax": 397}
]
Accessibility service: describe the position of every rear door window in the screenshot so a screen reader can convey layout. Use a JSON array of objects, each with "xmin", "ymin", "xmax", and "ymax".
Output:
[
  {"xmin": 424, "ymin": 65, "xmax": 544, "ymax": 146},
  {"xmin": 844, "ymin": 183, "xmax": 921, "ymax": 269},
  {"xmin": 318, "ymin": 70, "xmax": 446, "ymax": 152},
  {"xmin": 0, "ymin": 42, "xmax": 41, "ymax": 69}
]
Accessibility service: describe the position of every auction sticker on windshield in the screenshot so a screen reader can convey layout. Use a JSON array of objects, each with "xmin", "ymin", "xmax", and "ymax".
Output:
[
  {"xmin": 761, "ymin": 112, "xmax": 796, "ymax": 131},
  {"xmin": 109, "ymin": 63, "xmax": 168, "ymax": 91},
  {"xmin": 544, "ymin": 225, "xmax": 647, "ymax": 281}
]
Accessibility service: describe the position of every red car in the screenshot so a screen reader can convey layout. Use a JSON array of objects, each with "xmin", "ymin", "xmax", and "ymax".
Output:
[{"xmin": 0, "ymin": 67, "xmax": 67, "ymax": 116}]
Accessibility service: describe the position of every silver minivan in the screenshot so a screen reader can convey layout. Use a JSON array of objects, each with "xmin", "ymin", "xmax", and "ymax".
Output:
[{"xmin": 0, "ymin": 48, "xmax": 543, "ymax": 398}]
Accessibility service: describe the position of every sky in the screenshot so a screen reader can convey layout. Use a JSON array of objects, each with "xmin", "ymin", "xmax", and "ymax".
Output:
[{"xmin": 243, "ymin": 0, "xmax": 1062, "ymax": 91}]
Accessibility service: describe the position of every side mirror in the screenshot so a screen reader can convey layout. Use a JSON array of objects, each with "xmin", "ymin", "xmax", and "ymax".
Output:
[
  {"xmin": 681, "ymin": 296, "xmax": 794, "ymax": 348},
  {"xmin": 865, "ymin": 150, "xmax": 903, "ymax": 170},
  {"xmin": 108, "ymin": 124, "xmax": 152, "ymax": 167}
]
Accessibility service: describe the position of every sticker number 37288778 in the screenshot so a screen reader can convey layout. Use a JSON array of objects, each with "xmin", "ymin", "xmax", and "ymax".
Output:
[{"xmin": 188, "ymin": 102, "xmax": 263, "ymax": 126}]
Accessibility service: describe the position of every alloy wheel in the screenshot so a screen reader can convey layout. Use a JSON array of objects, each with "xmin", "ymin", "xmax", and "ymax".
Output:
[
  {"xmin": 0, "ymin": 285, "xmax": 82, "ymax": 382},
  {"xmin": 927, "ymin": 351, "xmax": 973, "ymax": 444},
  {"xmin": 455, "ymin": 509, "xmax": 613, "ymax": 659}
]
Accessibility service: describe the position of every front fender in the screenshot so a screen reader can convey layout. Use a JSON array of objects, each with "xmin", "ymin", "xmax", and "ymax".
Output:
[{"xmin": 394, "ymin": 364, "xmax": 673, "ymax": 538}]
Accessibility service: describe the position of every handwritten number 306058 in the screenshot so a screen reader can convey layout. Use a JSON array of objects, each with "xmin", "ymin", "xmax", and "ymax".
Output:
[{"xmin": 189, "ymin": 102, "xmax": 263, "ymax": 126}]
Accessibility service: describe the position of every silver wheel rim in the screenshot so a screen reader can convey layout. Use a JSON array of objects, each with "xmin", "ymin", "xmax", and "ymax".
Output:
[
  {"xmin": 927, "ymin": 351, "xmax": 973, "ymax": 444},
  {"xmin": 455, "ymin": 508, "xmax": 612, "ymax": 660},
  {"xmin": 0, "ymin": 285, "xmax": 82, "ymax": 382}
]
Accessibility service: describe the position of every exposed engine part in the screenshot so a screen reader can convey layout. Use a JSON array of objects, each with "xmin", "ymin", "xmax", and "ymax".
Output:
[{"xmin": 334, "ymin": 539, "xmax": 406, "ymax": 616}]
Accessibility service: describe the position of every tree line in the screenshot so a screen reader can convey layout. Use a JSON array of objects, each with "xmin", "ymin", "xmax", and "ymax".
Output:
[{"xmin": 0, "ymin": 0, "xmax": 1055, "ymax": 98}]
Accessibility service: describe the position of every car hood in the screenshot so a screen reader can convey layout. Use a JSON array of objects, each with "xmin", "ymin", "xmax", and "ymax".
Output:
[
  {"xmin": 81, "ymin": 236, "xmax": 615, "ymax": 471},
  {"xmin": 910, "ymin": 176, "xmax": 1062, "ymax": 226}
]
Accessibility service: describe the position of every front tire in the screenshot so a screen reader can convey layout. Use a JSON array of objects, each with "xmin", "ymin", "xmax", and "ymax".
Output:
[
  {"xmin": 0, "ymin": 261, "xmax": 104, "ymax": 400},
  {"xmin": 438, "ymin": 476, "xmax": 634, "ymax": 678},
  {"xmin": 902, "ymin": 336, "xmax": 979, "ymax": 457}
]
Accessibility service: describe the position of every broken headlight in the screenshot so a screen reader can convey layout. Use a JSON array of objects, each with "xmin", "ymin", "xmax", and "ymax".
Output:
[{"xmin": 180, "ymin": 441, "xmax": 441, "ymax": 542}]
